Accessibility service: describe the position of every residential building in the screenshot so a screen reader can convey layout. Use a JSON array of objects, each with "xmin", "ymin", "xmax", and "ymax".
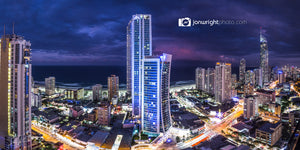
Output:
[
  {"xmin": 244, "ymin": 96, "xmax": 257, "ymax": 119},
  {"xmin": 0, "ymin": 33, "xmax": 32, "ymax": 149},
  {"xmin": 64, "ymin": 88, "xmax": 85, "ymax": 100},
  {"xmin": 195, "ymin": 67, "xmax": 205, "ymax": 91},
  {"xmin": 108, "ymin": 75, "xmax": 119, "ymax": 101},
  {"xmin": 239, "ymin": 58, "xmax": 246, "ymax": 84},
  {"xmin": 127, "ymin": 14, "xmax": 152, "ymax": 117},
  {"xmin": 214, "ymin": 62, "xmax": 232, "ymax": 104},
  {"xmin": 97, "ymin": 103, "xmax": 111, "ymax": 126},
  {"xmin": 260, "ymin": 28, "xmax": 269, "ymax": 86},
  {"xmin": 92, "ymin": 84, "xmax": 102, "ymax": 102},
  {"xmin": 141, "ymin": 53, "xmax": 172, "ymax": 134},
  {"xmin": 256, "ymin": 122, "xmax": 282, "ymax": 146},
  {"xmin": 45, "ymin": 76, "xmax": 55, "ymax": 96},
  {"xmin": 205, "ymin": 68, "xmax": 215, "ymax": 94}
]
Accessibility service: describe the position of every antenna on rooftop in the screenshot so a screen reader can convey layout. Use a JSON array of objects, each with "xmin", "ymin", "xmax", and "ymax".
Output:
[{"xmin": 12, "ymin": 22, "xmax": 15, "ymax": 35}]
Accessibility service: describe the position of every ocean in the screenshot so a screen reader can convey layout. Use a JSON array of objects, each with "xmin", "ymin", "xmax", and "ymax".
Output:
[{"xmin": 32, "ymin": 65, "xmax": 245, "ymax": 87}]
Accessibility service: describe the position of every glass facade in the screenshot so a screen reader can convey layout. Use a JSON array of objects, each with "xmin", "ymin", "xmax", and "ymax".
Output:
[
  {"xmin": 127, "ymin": 14, "xmax": 152, "ymax": 117},
  {"xmin": 142, "ymin": 54, "xmax": 172, "ymax": 134}
]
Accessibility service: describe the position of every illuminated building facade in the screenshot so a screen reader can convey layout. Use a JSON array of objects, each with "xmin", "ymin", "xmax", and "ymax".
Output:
[
  {"xmin": 245, "ymin": 70, "xmax": 255, "ymax": 85},
  {"xmin": 45, "ymin": 76, "xmax": 55, "ymax": 96},
  {"xmin": 254, "ymin": 68, "xmax": 262, "ymax": 87},
  {"xmin": 260, "ymin": 28, "xmax": 269, "ymax": 86},
  {"xmin": 214, "ymin": 62, "xmax": 232, "ymax": 104},
  {"xmin": 195, "ymin": 67, "xmax": 205, "ymax": 91},
  {"xmin": 206, "ymin": 68, "xmax": 215, "ymax": 94},
  {"xmin": 239, "ymin": 58, "xmax": 246, "ymax": 84},
  {"xmin": 127, "ymin": 14, "xmax": 152, "ymax": 117},
  {"xmin": 0, "ymin": 33, "xmax": 32, "ymax": 149},
  {"xmin": 92, "ymin": 84, "xmax": 102, "ymax": 102},
  {"xmin": 244, "ymin": 96, "xmax": 257, "ymax": 119},
  {"xmin": 141, "ymin": 53, "xmax": 172, "ymax": 134},
  {"xmin": 108, "ymin": 75, "xmax": 119, "ymax": 101}
]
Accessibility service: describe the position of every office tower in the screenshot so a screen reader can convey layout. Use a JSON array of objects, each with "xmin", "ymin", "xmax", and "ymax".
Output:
[
  {"xmin": 244, "ymin": 96, "xmax": 257, "ymax": 119},
  {"xmin": 108, "ymin": 75, "xmax": 119, "ymax": 101},
  {"xmin": 205, "ymin": 68, "xmax": 215, "ymax": 94},
  {"xmin": 254, "ymin": 68, "xmax": 263, "ymax": 87},
  {"xmin": 239, "ymin": 58, "xmax": 246, "ymax": 84},
  {"xmin": 214, "ymin": 62, "xmax": 232, "ymax": 104},
  {"xmin": 97, "ymin": 103, "xmax": 111, "ymax": 126},
  {"xmin": 195, "ymin": 67, "xmax": 205, "ymax": 91},
  {"xmin": 92, "ymin": 84, "xmax": 102, "ymax": 102},
  {"xmin": 278, "ymin": 70, "xmax": 285, "ymax": 84},
  {"xmin": 45, "ymin": 77, "xmax": 55, "ymax": 96},
  {"xmin": 127, "ymin": 14, "xmax": 152, "ymax": 117},
  {"xmin": 0, "ymin": 33, "xmax": 32, "ymax": 149},
  {"xmin": 141, "ymin": 53, "xmax": 172, "ymax": 134},
  {"xmin": 260, "ymin": 28, "xmax": 269, "ymax": 86}
]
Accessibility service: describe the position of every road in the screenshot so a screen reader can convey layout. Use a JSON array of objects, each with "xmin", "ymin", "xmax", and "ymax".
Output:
[
  {"xmin": 32, "ymin": 124, "xmax": 84, "ymax": 150},
  {"xmin": 175, "ymin": 95, "xmax": 244, "ymax": 149}
]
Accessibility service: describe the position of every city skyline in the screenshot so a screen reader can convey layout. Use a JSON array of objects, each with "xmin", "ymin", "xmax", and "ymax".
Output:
[{"xmin": 0, "ymin": 0, "xmax": 299, "ymax": 67}]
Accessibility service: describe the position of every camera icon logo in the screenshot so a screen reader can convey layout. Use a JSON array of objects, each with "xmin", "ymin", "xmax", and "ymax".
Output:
[{"xmin": 178, "ymin": 17, "xmax": 191, "ymax": 27}]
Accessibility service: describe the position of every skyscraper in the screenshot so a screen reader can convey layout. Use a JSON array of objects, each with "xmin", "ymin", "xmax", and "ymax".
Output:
[
  {"xmin": 141, "ymin": 53, "xmax": 172, "ymax": 134},
  {"xmin": 127, "ymin": 14, "xmax": 152, "ymax": 117},
  {"xmin": 195, "ymin": 67, "xmax": 205, "ymax": 91},
  {"xmin": 45, "ymin": 76, "xmax": 55, "ymax": 96},
  {"xmin": 108, "ymin": 75, "xmax": 119, "ymax": 101},
  {"xmin": 254, "ymin": 68, "xmax": 263, "ymax": 87},
  {"xmin": 214, "ymin": 62, "xmax": 232, "ymax": 104},
  {"xmin": 260, "ymin": 28, "xmax": 269, "ymax": 86},
  {"xmin": 239, "ymin": 58, "xmax": 246, "ymax": 84},
  {"xmin": 92, "ymin": 84, "xmax": 102, "ymax": 102},
  {"xmin": 0, "ymin": 33, "xmax": 32, "ymax": 149},
  {"xmin": 205, "ymin": 68, "xmax": 215, "ymax": 94}
]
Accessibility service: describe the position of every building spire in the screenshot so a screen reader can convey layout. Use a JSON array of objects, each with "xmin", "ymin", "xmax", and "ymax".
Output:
[
  {"xmin": 12, "ymin": 22, "xmax": 15, "ymax": 35},
  {"xmin": 3, "ymin": 24, "xmax": 5, "ymax": 37}
]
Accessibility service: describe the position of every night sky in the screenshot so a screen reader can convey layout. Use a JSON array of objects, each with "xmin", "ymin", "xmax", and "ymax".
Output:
[{"xmin": 1, "ymin": 0, "xmax": 299, "ymax": 68}]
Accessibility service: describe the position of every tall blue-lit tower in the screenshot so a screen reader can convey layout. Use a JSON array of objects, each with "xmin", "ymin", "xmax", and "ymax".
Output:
[
  {"xmin": 127, "ymin": 14, "xmax": 152, "ymax": 117},
  {"xmin": 141, "ymin": 53, "xmax": 172, "ymax": 134}
]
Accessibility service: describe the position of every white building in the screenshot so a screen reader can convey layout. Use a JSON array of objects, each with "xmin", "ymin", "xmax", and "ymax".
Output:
[
  {"xmin": 0, "ymin": 33, "xmax": 32, "ymax": 149},
  {"xmin": 214, "ymin": 62, "xmax": 232, "ymax": 104}
]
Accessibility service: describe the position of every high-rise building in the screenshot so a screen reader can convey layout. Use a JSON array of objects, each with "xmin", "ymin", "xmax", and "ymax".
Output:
[
  {"xmin": 244, "ymin": 96, "xmax": 257, "ymax": 119},
  {"xmin": 108, "ymin": 75, "xmax": 119, "ymax": 101},
  {"xmin": 45, "ymin": 77, "xmax": 55, "ymax": 95},
  {"xmin": 127, "ymin": 14, "xmax": 152, "ymax": 117},
  {"xmin": 239, "ymin": 58, "xmax": 246, "ymax": 84},
  {"xmin": 278, "ymin": 70, "xmax": 285, "ymax": 84},
  {"xmin": 97, "ymin": 102, "xmax": 111, "ymax": 126},
  {"xmin": 141, "ymin": 53, "xmax": 172, "ymax": 134},
  {"xmin": 245, "ymin": 70, "xmax": 255, "ymax": 85},
  {"xmin": 205, "ymin": 68, "xmax": 215, "ymax": 94},
  {"xmin": 0, "ymin": 33, "xmax": 32, "ymax": 149},
  {"xmin": 254, "ymin": 68, "xmax": 263, "ymax": 87},
  {"xmin": 214, "ymin": 62, "xmax": 232, "ymax": 104},
  {"xmin": 260, "ymin": 28, "xmax": 269, "ymax": 86},
  {"xmin": 92, "ymin": 84, "xmax": 102, "ymax": 102},
  {"xmin": 195, "ymin": 67, "xmax": 205, "ymax": 91},
  {"xmin": 231, "ymin": 74, "xmax": 237, "ymax": 89}
]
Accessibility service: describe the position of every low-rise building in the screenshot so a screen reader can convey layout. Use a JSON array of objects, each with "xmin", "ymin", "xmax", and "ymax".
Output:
[{"xmin": 255, "ymin": 121, "xmax": 282, "ymax": 146}]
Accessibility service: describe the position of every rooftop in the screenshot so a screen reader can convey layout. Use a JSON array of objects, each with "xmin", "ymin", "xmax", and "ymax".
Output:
[{"xmin": 257, "ymin": 121, "xmax": 281, "ymax": 134}]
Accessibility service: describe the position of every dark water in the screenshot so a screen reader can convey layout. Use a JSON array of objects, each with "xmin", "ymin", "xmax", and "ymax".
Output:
[{"xmin": 32, "ymin": 65, "xmax": 251, "ymax": 86}]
